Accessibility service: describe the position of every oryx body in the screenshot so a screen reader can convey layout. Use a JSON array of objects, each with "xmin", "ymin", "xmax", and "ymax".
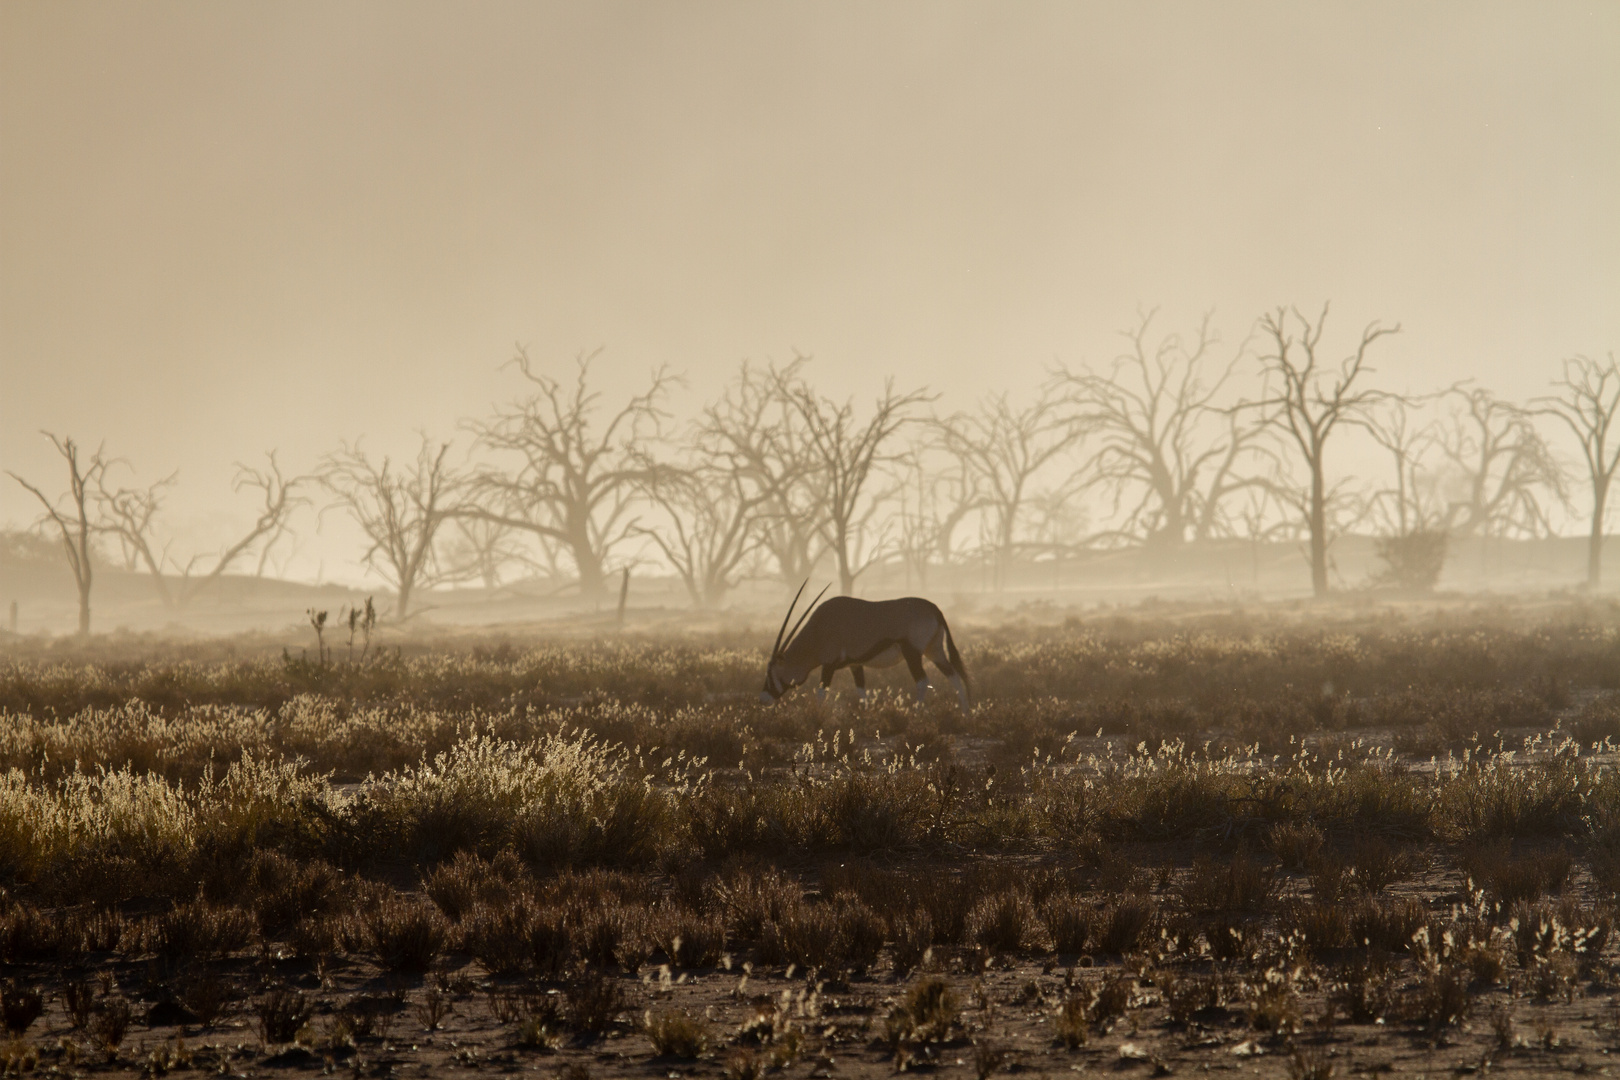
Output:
[{"xmin": 760, "ymin": 589, "xmax": 971, "ymax": 711}]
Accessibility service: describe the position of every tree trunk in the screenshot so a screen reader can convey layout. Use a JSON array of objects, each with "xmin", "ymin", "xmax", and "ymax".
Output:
[
  {"xmin": 77, "ymin": 586, "xmax": 90, "ymax": 636},
  {"xmin": 837, "ymin": 546, "xmax": 855, "ymax": 596},
  {"xmin": 1309, "ymin": 460, "xmax": 1329, "ymax": 597},
  {"xmin": 397, "ymin": 580, "xmax": 413, "ymax": 621},
  {"xmin": 1590, "ymin": 482, "xmax": 1608, "ymax": 589}
]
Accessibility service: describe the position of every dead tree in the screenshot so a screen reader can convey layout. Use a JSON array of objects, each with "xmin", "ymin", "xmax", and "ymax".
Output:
[
  {"xmin": 1535, "ymin": 354, "xmax": 1620, "ymax": 589},
  {"xmin": 437, "ymin": 516, "xmax": 528, "ymax": 590},
  {"xmin": 467, "ymin": 349, "xmax": 675, "ymax": 603},
  {"xmin": 8, "ymin": 433, "xmax": 109, "ymax": 634},
  {"xmin": 693, "ymin": 358, "xmax": 827, "ymax": 585},
  {"xmin": 1256, "ymin": 303, "xmax": 1400, "ymax": 597},
  {"xmin": 1361, "ymin": 397, "xmax": 1444, "ymax": 538},
  {"xmin": 320, "ymin": 437, "xmax": 465, "ymax": 620},
  {"xmin": 1057, "ymin": 310, "xmax": 1268, "ymax": 548},
  {"xmin": 1361, "ymin": 397, "xmax": 1451, "ymax": 591},
  {"xmin": 636, "ymin": 461, "xmax": 768, "ymax": 609},
  {"xmin": 933, "ymin": 386, "xmax": 1082, "ymax": 589},
  {"xmin": 1439, "ymin": 387, "xmax": 1565, "ymax": 538},
  {"xmin": 98, "ymin": 468, "xmax": 178, "ymax": 581},
  {"xmin": 891, "ymin": 438, "xmax": 989, "ymax": 589},
  {"xmin": 99, "ymin": 453, "xmax": 306, "ymax": 607},
  {"xmin": 778, "ymin": 376, "xmax": 928, "ymax": 595}
]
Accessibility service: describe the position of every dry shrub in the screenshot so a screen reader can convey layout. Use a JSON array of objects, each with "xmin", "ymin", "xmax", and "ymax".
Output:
[
  {"xmin": 891, "ymin": 907, "xmax": 934, "ymax": 977},
  {"xmin": 716, "ymin": 867, "xmax": 803, "ymax": 939},
  {"xmin": 888, "ymin": 977, "xmax": 960, "ymax": 1043},
  {"xmin": 247, "ymin": 853, "xmax": 348, "ymax": 936},
  {"xmin": 0, "ymin": 984, "xmax": 42, "ymax": 1034},
  {"xmin": 760, "ymin": 895, "xmax": 883, "ymax": 971},
  {"xmin": 723, "ymin": 1049, "xmax": 765, "ymax": 1080},
  {"xmin": 643, "ymin": 1009, "xmax": 711, "ymax": 1058},
  {"xmin": 143, "ymin": 901, "xmax": 254, "ymax": 966},
  {"xmin": 1347, "ymin": 837, "xmax": 1418, "ymax": 893},
  {"xmin": 257, "ymin": 987, "xmax": 313, "ymax": 1045},
  {"xmin": 63, "ymin": 978, "xmax": 94, "ymax": 1029},
  {"xmin": 1509, "ymin": 898, "xmax": 1612, "ymax": 965},
  {"xmin": 288, "ymin": 913, "xmax": 340, "ymax": 960},
  {"xmin": 651, "ymin": 906, "xmax": 729, "ymax": 971},
  {"xmin": 967, "ymin": 889, "xmax": 1040, "ymax": 954},
  {"xmin": 1461, "ymin": 841, "xmax": 1572, "ymax": 905},
  {"xmin": 1052, "ymin": 995, "xmax": 1088, "ymax": 1048},
  {"xmin": 1403, "ymin": 963, "xmax": 1471, "ymax": 1030},
  {"xmin": 180, "ymin": 969, "xmax": 233, "ymax": 1027},
  {"xmin": 1265, "ymin": 821, "xmax": 1326, "ymax": 871},
  {"xmin": 362, "ymin": 893, "xmax": 448, "ymax": 973},
  {"xmin": 1348, "ymin": 896, "xmax": 1426, "ymax": 953},
  {"xmin": 92, "ymin": 996, "xmax": 131, "ymax": 1053},
  {"xmin": 1041, "ymin": 893, "xmax": 1097, "ymax": 955},
  {"xmin": 1084, "ymin": 975, "xmax": 1135, "ymax": 1029},
  {"xmin": 79, "ymin": 907, "xmax": 127, "ymax": 953},
  {"xmin": 463, "ymin": 897, "xmax": 538, "ymax": 976},
  {"xmin": 1097, "ymin": 897, "xmax": 1157, "ymax": 955},
  {"xmin": 1289, "ymin": 1046, "xmax": 1336, "ymax": 1080},
  {"xmin": 1287, "ymin": 901, "xmax": 1352, "ymax": 952},
  {"xmin": 424, "ymin": 849, "xmax": 526, "ymax": 921},
  {"xmin": 1181, "ymin": 852, "xmax": 1274, "ymax": 913},
  {"xmin": 565, "ymin": 970, "xmax": 629, "ymax": 1036},
  {"xmin": 1160, "ymin": 971, "xmax": 1227, "ymax": 1025},
  {"xmin": 0, "ymin": 905, "xmax": 64, "ymax": 963},
  {"xmin": 1329, "ymin": 958, "xmax": 1393, "ymax": 1023}
]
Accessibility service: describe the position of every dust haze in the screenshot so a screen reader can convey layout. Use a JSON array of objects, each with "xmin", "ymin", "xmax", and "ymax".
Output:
[{"xmin": 2, "ymin": 0, "xmax": 1617, "ymax": 636}]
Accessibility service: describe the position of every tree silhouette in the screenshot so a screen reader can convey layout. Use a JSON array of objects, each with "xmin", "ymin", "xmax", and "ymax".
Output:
[
  {"xmin": 1256, "ymin": 303, "xmax": 1399, "ymax": 597},
  {"xmin": 1535, "ymin": 354, "xmax": 1620, "ymax": 589},
  {"xmin": 467, "ymin": 349, "xmax": 675, "ymax": 602},
  {"xmin": 1057, "ymin": 310, "xmax": 1267, "ymax": 548},
  {"xmin": 321, "ymin": 437, "xmax": 465, "ymax": 620},
  {"xmin": 8, "ymin": 433, "xmax": 108, "ymax": 634},
  {"xmin": 777, "ymin": 376, "xmax": 928, "ymax": 595}
]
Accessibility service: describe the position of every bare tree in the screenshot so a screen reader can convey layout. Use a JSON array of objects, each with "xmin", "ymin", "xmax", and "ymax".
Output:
[
  {"xmin": 934, "ymin": 385, "xmax": 1082, "ymax": 589},
  {"xmin": 99, "ymin": 468, "xmax": 177, "ymax": 577},
  {"xmin": 778, "ymin": 377, "xmax": 929, "ymax": 595},
  {"xmin": 321, "ymin": 437, "xmax": 465, "ymax": 620},
  {"xmin": 1535, "ymin": 353, "xmax": 1620, "ymax": 589},
  {"xmin": 1361, "ymin": 397, "xmax": 1443, "ymax": 538},
  {"xmin": 637, "ymin": 462, "xmax": 768, "ymax": 609},
  {"xmin": 98, "ymin": 453, "xmax": 306, "ymax": 607},
  {"xmin": 1056, "ymin": 310, "xmax": 1267, "ymax": 548},
  {"xmin": 691, "ymin": 358, "xmax": 827, "ymax": 585},
  {"xmin": 890, "ymin": 440, "xmax": 989, "ymax": 589},
  {"xmin": 467, "ymin": 349, "xmax": 675, "ymax": 603},
  {"xmin": 437, "ymin": 516, "xmax": 527, "ymax": 590},
  {"xmin": 8, "ymin": 433, "xmax": 109, "ymax": 634},
  {"xmin": 1439, "ymin": 387, "xmax": 1565, "ymax": 538},
  {"xmin": 1256, "ymin": 303, "xmax": 1400, "ymax": 597}
]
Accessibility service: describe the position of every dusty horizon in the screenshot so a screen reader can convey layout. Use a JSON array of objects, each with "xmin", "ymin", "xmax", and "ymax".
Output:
[{"xmin": 3, "ymin": 1, "xmax": 1616, "ymax": 598}]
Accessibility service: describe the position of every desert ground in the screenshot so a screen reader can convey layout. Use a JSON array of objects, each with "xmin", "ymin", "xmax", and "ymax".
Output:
[{"xmin": 6, "ymin": 598, "xmax": 1620, "ymax": 1078}]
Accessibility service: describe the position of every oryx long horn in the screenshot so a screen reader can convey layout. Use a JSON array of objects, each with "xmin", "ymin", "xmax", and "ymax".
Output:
[
  {"xmin": 772, "ymin": 579, "xmax": 809, "ymax": 657},
  {"xmin": 781, "ymin": 583, "xmax": 830, "ymax": 653}
]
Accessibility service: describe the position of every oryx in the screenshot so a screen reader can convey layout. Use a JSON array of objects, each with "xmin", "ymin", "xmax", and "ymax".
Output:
[{"xmin": 759, "ymin": 582, "xmax": 971, "ymax": 711}]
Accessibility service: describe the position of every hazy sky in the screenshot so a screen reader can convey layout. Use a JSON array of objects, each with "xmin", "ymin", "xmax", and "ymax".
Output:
[{"xmin": 2, "ymin": 1, "xmax": 1616, "ymax": 581}]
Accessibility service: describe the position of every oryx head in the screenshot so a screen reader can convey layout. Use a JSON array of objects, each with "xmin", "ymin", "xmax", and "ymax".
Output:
[{"xmin": 760, "ymin": 580, "xmax": 829, "ymax": 703}]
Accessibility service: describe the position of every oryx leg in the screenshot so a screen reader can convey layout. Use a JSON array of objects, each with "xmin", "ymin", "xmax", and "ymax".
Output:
[
  {"xmin": 900, "ymin": 643, "xmax": 929, "ymax": 702},
  {"xmin": 851, "ymin": 664, "xmax": 867, "ymax": 703},
  {"xmin": 925, "ymin": 640, "xmax": 970, "ymax": 713},
  {"xmin": 817, "ymin": 664, "xmax": 836, "ymax": 702}
]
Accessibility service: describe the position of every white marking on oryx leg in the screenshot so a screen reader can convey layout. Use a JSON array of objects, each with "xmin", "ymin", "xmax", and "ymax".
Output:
[
  {"xmin": 949, "ymin": 673, "xmax": 968, "ymax": 711},
  {"xmin": 914, "ymin": 678, "xmax": 930, "ymax": 702},
  {"xmin": 816, "ymin": 684, "xmax": 827, "ymax": 703}
]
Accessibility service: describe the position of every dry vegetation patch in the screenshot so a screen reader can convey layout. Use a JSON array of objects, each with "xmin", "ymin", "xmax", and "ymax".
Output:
[{"xmin": 5, "ymin": 604, "xmax": 1620, "ymax": 1076}]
